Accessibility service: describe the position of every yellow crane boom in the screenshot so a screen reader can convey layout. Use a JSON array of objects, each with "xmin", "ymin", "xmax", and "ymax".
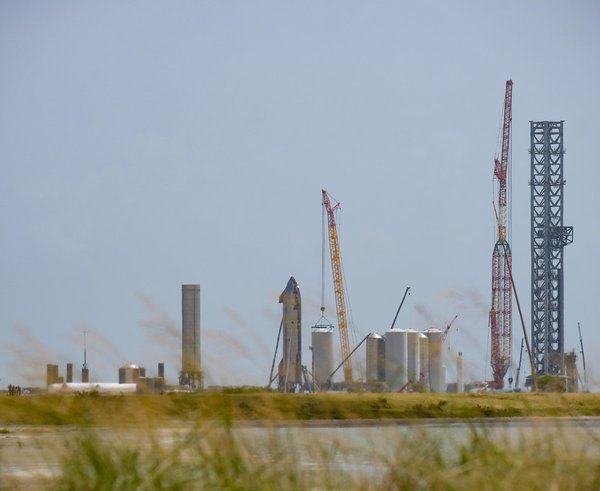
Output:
[{"xmin": 322, "ymin": 190, "xmax": 352, "ymax": 383}]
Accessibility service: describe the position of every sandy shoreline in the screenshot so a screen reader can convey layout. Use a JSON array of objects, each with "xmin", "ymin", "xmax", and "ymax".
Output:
[{"xmin": 4, "ymin": 415, "xmax": 600, "ymax": 432}]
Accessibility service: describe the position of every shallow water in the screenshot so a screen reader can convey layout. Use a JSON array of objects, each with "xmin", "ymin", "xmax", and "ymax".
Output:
[{"xmin": 2, "ymin": 418, "xmax": 600, "ymax": 488}]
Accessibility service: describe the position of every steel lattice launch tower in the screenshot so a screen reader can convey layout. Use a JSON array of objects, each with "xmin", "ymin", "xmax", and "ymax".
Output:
[
  {"xmin": 180, "ymin": 284, "xmax": 202, "ymax": 388},
  {"xmin": 278, "ymin": 277, "xmax": 302, "ymax": 392},
  {"xmin": 530, "ymin": 121, "xmax": 573, "ymax": 375}
]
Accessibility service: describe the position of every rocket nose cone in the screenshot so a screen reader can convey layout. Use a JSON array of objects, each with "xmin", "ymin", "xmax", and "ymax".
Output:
[
  {"xmin": 286, "ymin": 276, "xmax": 298, "ymax": 291},
  {"xmin": 280, "ymin": 276, "xmax": 300, "ymax": 302}
]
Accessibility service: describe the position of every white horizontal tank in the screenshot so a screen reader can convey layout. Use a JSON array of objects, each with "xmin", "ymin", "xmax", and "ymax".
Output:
[{"xmin": 48, "ymin": 383, "xmax": 137, "ymax": 394}]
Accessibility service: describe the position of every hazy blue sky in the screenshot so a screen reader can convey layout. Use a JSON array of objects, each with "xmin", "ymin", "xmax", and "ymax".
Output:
[{"xmin": 1, "ymin": 1, "xmax": 598, "ymax": 389}]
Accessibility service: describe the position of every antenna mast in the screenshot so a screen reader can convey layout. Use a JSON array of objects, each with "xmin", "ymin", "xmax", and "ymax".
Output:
[
  {"xmin": 81, "ymin": 330, "xmax": 90, "ymax": 383},
  {"xmin": 82, "ymin": 331, "xmax": 88, "ymax": 370}
]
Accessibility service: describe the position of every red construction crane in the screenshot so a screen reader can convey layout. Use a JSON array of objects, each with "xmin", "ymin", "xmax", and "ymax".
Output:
[
  {"xmin": 322, "ymin": 190, "xmax": 352, "ymax": 383},
  {"xmin": 489, "ymin": 80, "xmax": 513, "ymax": 389}
]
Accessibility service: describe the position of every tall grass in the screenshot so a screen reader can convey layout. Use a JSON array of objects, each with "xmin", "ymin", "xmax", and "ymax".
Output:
[
  {"xmin": 49, "ymin": 422, "xmax": 600, "ymax": 490},
  {"xmin": 3, "ymin": 393, "xmax": 600, "ymax": 489}
]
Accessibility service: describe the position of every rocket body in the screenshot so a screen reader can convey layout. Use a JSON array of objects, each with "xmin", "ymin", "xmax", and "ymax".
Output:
[{"xmin": 278, "ymin": 277, "xmax": 302, "ymax": 391}]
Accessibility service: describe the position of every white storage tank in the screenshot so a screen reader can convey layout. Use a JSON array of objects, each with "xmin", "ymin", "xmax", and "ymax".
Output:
[
  {"xmin": 385, "ymin": 329, "xmax": 408, "ymax": 391},
  {"xmin": 441, "ymin": 364, "xmax": 447, "ymax": 393},
  {"xmin": 406, "ymin": 330, "xmax": 421, "ymax": 383},
  {"xmin": 366, "ymin": 333, "xmax": 385, "ymax": 383},
  {"xmin": 424, "ymin": 328, "xmax": 444, "ymax": 392},
  {"xmin": 311, "ymin": 326, "xmax": 334, "ymax": 388},
  {"xmin": 419, "ymin": 333, "xmax": 429, "ymax": 391}
]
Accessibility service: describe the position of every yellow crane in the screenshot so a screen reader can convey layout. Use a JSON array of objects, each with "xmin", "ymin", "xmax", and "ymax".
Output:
[{"xmin": 322, "ymin": 190, "xmax": 352, "ymax": 383}]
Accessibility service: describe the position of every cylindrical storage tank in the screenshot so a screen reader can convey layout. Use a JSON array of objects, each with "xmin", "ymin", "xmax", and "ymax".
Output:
[
  {"xmin": 425, "ymin": 328, "xmax": 443, "ymax": 392},
  {"xmin": 66, "ymin": 363, "xmax": 73, "ymax": 383},
  {"xmin": 385, "ymin": 329, "xmax": 408, "ymax": 391},
  {"xmin": 406, "ymin": 330, "xmax": 421, "ymax": 383},
  {"xmin": 312, "ymin": 326, "xmax": 334, "ymax": 388},
  {"xmin": 182, "ymin": 284, "xmax": 201, "ymax": 387},
  {"xmin": 441, "ymin": 364, "xmax": 447, "ymax": 393},
  {"xmin": 119, "ymin": 364, "xmax": 141, "ymax": 384},
  {"xmin": 419, "ymin": 334, "xmax": 429, "ymax": 391},
  {"xmin": 457, "ymin": 352, "xmax": 464, "ymax": 393},
  {"xmin": 46, "ymin": 364, "xmax": 59, "ymax": 387},
  {"xmin": 366, "ymin": 333, "xmax": 385, "ymax": 383}
]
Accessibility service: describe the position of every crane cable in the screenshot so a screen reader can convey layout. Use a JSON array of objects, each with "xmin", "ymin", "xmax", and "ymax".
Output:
[
  {"xmin": 321, "ymin": 200, "xmax": 326, "ymax": 314},
  {"xmin": 312, "ymin": 201, "xmax": 333, "ymax": 328}
]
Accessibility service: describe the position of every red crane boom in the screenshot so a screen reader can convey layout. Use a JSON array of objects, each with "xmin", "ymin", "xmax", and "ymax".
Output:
[{"xmin": 490, "ymin": 80, "xmax": 513, "ymax": 389}]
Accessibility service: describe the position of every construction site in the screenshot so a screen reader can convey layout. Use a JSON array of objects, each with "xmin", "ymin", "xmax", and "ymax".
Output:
[
  {"xmin": 35, "ymin": 81, "xmax": 585, "ymax": 396},
  {"xmin": 266, "ymin": 80, "xmax": 583, "ymax": 395}
]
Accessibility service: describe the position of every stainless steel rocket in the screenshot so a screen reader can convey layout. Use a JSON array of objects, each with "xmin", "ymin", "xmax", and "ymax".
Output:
[{"xmin": 278, "ymin": 276, "xmax": 302, "ymax": 392}]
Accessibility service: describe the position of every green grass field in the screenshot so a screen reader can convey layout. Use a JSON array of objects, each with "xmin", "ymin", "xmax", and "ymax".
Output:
[{"xmin": 2, "ymin": 391, "xmax": 600, "ymax": 426}]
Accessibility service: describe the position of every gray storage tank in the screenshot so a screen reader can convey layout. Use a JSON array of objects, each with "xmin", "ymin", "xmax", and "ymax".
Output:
[
  {"xmin": 66, "ymin": 363, "xmax": 73, "ymax": 383},
  {"xmin": 181, "ymin": 284, "xmax": 202, "ymax": 388},
  {"xmin": 457, "ymin": 352, "xmax": 464, "ymax": 393},
  {"xmin": 311, "ymin": 326, "xmax": 334, "ymax": 389},
  {"xmin": 366, "ymin": 333, "xmax": 385, "ymax": 383},
  {"xmin": 46, "ymin": 364, "xmax": 59, "ymax": 387},
  {"xmin": 119, "ymin": 363, "xmax": 142, "ymax": 384}
]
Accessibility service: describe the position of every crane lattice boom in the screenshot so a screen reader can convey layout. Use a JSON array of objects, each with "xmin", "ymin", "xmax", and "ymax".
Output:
[
  {"xmin": 442, "ymin": 314, "xmax": 458, "ymax": 343},
  {"xmin": 494, "ymin": 80, "xmax": 513, "ymax": 243},
  {"xmin": 322, "ymin": 190, "xmax": 352, "ymax": 383},
  {"xmin": 490, "ymin": 80, "xmax": 513, "ymax": 389}
]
